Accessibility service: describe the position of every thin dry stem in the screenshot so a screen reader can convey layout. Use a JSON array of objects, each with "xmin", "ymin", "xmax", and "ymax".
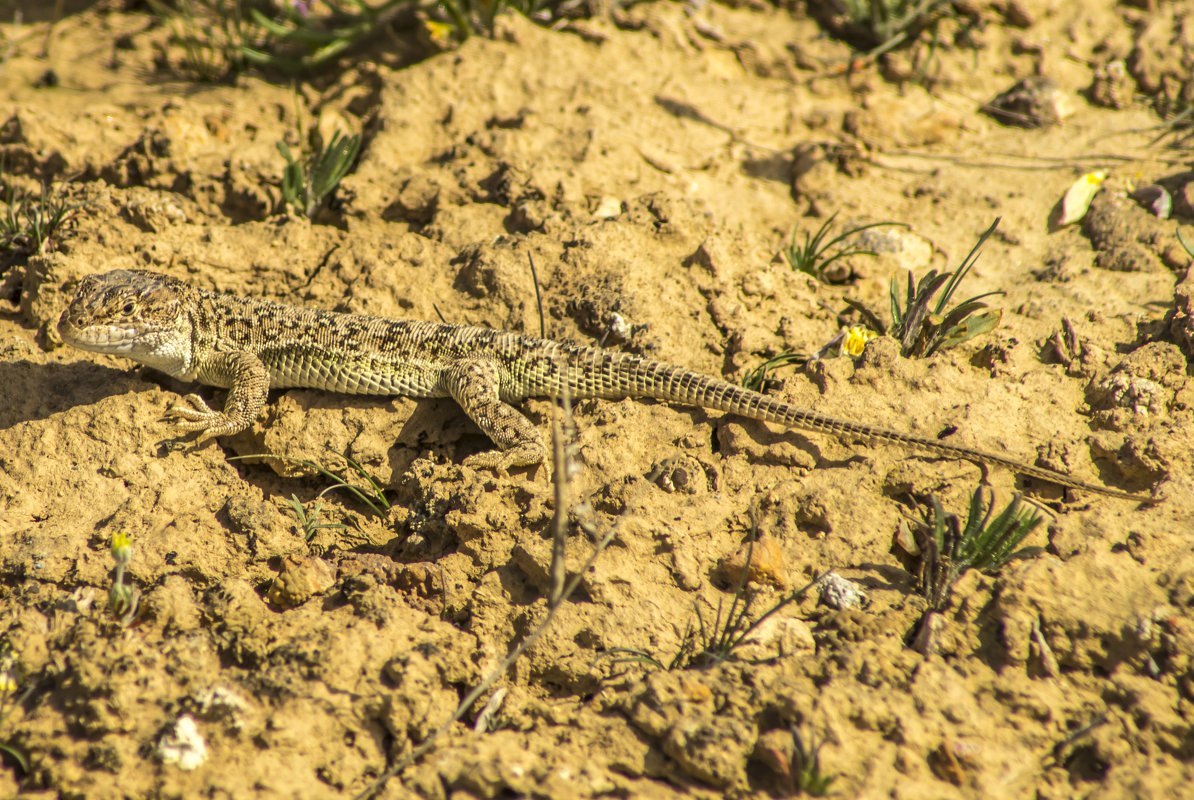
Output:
[{"xmin": 354, "ymin": 380, "xmax": 630, "ymax": 800}]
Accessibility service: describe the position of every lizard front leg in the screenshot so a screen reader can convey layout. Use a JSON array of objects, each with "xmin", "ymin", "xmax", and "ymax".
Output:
[
  {"xmin": 444, "ymin": 358, "xmax": 546, "ymax": 470},
  {"xmin": 167, "ymin": 351, "xmax": 270, "ymax": 443}
]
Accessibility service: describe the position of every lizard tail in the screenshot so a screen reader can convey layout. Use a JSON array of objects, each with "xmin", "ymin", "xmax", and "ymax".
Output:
[{"xmin": 556, "ymin": 346, "xmax": 1152, "ymax": 503}]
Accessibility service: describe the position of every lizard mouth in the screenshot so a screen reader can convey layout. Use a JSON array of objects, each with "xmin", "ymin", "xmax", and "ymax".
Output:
[{"xmin": 57, "ymin": 313, "xmax": 139, "ymax": 353}]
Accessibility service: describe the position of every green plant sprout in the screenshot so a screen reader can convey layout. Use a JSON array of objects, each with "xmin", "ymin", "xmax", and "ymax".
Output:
[
  {"xmin": 782, "ymin": 212, "xmax": 907, "ymax": 283},
  {"xmin": 819, "ymin": 0, "xmax": 963, "ymax": 80},
  {"xmin": 148, "ymin": 0, "xmax": 408, "ymax": 77},
  {"xmin": 903, "ymin": 486, "xmax": 1044, "ymax": 612},
  {"xmin": 281, "ymin": 493, "xmax": 347, "ymax": 541},
  {"xmin": 791, "ymin": 725, "xmax": 836, "ymax": 797},
  {"xmin": 107, "ymin": 532, "xmax": 141, "ymax": 626},
  {"xmin": 609, "ymin": 533, "xmax": 822, "ymax": 671},
  {"xmin": 0, "ymin": 179, "xmax": 88, "ymax": 257},
  {"xmin": 838, "ymin": 0, "xmax": 950, "ymax": 50},
  {"xmin": 146, "ymin": 0, "xmax": 258, "ymax": 81},
  {"xmin": 147, "ymin": 0, "xmax": 568, "ymax": 78},
  {"xmin": 230, "ymin": 450, "xmax": 391, "ymax": 517},
  {"xmin": 245, "ymin": 0, "xmax": 411, "ymax": 70},
  {"xmin": 882, "ymin": 217, "xmax": 1003, "ymax": 358},
  {"xmin": 278, "ymin": 128, "xmax": 361, "ymax": 219},
  {"xmin": 0, "ymin": 642, "xmax": 32, "ymax": 774},
  {"xmin": 742, "ymin": 352, "xmax": 809, "ymax": 393},
  {"xmin": 742, "ymin": 325, "xmax": 878, "ymax": 393},
  {"xmin": 608, "ymin": 575, "xmax": 818, "ymax": 670}
]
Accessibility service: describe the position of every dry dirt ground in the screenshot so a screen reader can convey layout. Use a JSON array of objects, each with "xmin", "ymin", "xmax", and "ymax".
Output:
[{"xmin": 1, "ymin": 0, "xmax": 1193, "ymax": 798}]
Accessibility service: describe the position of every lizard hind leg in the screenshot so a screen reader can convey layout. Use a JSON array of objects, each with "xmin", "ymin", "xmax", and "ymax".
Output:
[{"xmin": 444, "ymin": 358, "xmax": 546, "ymax": 470}]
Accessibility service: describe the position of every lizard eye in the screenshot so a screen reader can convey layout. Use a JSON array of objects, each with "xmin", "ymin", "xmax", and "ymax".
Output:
[{"xmin": 120, "ymin": 302, "xmax": 135, "ymax": 315}]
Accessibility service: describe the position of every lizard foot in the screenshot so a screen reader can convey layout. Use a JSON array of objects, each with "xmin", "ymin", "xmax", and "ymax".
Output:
[
  {"xmin": 166, "ymin": 394, "xmax": 241, "ymax": 442},
  {"xmin": 463, "ymin": 443, "xmax": 545, "ymax": 472}
]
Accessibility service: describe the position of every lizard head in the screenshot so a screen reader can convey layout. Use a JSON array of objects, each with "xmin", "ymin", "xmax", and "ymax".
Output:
[{"xmin": 58, "ymin": 270, "xmax": 194, "ymax": 375}]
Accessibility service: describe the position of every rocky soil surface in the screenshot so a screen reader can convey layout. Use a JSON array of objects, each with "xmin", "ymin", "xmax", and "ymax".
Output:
[{"xmin": 0, "ymin": 1, "xmax": 1192, "ymax": 798}]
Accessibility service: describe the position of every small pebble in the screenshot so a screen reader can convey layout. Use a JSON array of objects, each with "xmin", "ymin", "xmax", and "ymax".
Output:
[
  {"xmin": 816, "ymin": 571, "xmax": 867, "ymax": 610},
  {"xmin": 592, "ymin": 196, "xmax": 622, "ymax": 219},
  {"xmin": 1129, "ymin": 184, "xmax": 1172, "ymax": 219},
  {"xmin": 156, "ymin": 715, "xmax": 207, "ymax": 771}
]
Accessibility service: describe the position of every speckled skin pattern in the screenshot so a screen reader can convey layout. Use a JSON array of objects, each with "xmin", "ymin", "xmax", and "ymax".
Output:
[{"xmin": 57, "ymin": 269, "xmax": 1151, "ymax": 500}]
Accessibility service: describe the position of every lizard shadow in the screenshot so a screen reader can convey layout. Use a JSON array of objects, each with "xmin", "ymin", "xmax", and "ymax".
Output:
[
  {"xmin": 212, "ymin": 390, "xmax": 487, "ymax": 503},
  {"xmin": 0, "ymin": 360, "xmax": 143, "ymax": 430},
  {"xmin": 847, "ymin": 563, "xmax": 914, "ymax": 593},
  {"xmin": 718, "ymin": 416, "xmax": 871, "ymax": 473}
]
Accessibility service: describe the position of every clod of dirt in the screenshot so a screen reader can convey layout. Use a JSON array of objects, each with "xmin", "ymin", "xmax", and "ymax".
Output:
[
  {"xmin": 992, "ymin": 553, "xmax": 1166, "ymax": 672},
  {"xmin": 119, "ymin": 186, "xmax": 195, "ymax": 232},
  {"xmin": 1087, "ymin": 342, "xmax": 1186, "ymax": 425},
  {"xmin": 266, "ymin": 554, "xmax": 337, "ymax": 609},
  {"xmin": 1129, "ymin": 184, "xmax": 1172, "ymax": 219},
  {"xmin": 187, "ymin": 686, "xmax": 250, "ymax": 731},
  {"xmin": 1127, "ymin": 3, "xmax": 1194, "ymax": 97},
  {"xmin": 749, "ymin": 727, "xmax": 798, "ymax": 789},
  {"xmin": 715, "ymin": 533, "xmax": 787, "ymax": 589},
  {"xmin": 624, "ymin": 670, "xmax": 756, "ymax": 790},
  {"xmin": 927, "ymin": 737, "xmax": 981, "ymax": 788},
  {"xmin": 653, "ymin": 454, "xmax": 712, "ymax": 495},
  {"xmin": 733, "ymin": 616, "xmax": 816, "ymax": 663},
  {"xmin": 1082, "ymin": 189, "xmax": 1179, "ymax": 272},
  {"xmin": 1089, "ymin": 59, "xmax": 1132, "ymax": 109},
  {"xmin": 983, "ymin": 77, "xmax": 1075, "ymax": 128},
  {"xmin": 222, "ymin": 494, "xmax": 300, "ymax": 562},
  {"xmin": 1170, "ymin": 268, "xmax": 1194, "ymax": 361},
  {"xmin": 789, "ymin": 142, "xmax": 865, "ymax": 214},
  {"xmin": 379, "ymin": 167, "xmax": 441, "ymax": 224}
]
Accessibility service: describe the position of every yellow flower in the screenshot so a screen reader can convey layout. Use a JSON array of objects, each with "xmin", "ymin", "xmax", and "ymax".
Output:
[
  {"xmin": 423, "ymin": 19, "xmax": 455, "ymax": 45},
  {"xmin": 842, "ymin": 325, "xmax": 877, "ymax": 357},
  {"xmin": 110, "ymin": 532, "xmax": 133, "ymax": 563},
  {"xmin": 0, "ymin": 671, "xmax": 16, "ymax": 693}
]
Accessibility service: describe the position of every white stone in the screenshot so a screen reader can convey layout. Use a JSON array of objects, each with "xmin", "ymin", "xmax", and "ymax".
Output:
[{"xmin": 156, "ymin": 714, "xmax": 208, "ymax": 771}]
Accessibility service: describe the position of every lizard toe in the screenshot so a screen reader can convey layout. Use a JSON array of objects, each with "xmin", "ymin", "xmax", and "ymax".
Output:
[
  {"xmin": 168, "ymin": 401, "xmax": 214, "ymax": 425},
  {"xmin": 463, "ymin": 444, "xmax": 544, "ymax": 472},
  {"xmin": 462, "ymin": 451, "xmax": 505, "ymax": 471}
]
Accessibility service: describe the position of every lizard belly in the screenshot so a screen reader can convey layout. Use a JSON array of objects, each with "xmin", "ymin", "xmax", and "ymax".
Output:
[{"xmin": 265, "ymin": 351, "xmax": 444, "ymax": 397}]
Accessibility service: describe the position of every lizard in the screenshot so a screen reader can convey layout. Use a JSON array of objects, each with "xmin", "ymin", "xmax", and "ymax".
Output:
[{"xmin": 56, "ymin": 269, "xmax": 1156, "ymax": 503}]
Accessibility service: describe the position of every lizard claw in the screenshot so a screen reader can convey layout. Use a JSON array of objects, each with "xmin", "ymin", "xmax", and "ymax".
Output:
[
  {"xmin": 167, "ymin": 394, "xmax": 216, "ymax": 425},
  {"xmin": 165, "ymin": 394, "xmax": 239, "ymax": 440},
  {"xmin": 463, "ymin": 445, "xmax": 544, "ymax": 473},
  {"xmin": 462, "ymin": 451, "xmax": 505, "ymax": 472},
  {"xmin": 167, "ymin": 393, "xmax": 218, "ymax": 421}
]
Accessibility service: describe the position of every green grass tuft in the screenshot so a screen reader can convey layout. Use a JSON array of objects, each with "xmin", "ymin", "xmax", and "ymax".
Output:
[
  {"xmin": 901, "ymin": 486, "xmax": 1045, "ymax": 612},
  {"xmin": 742, "ymin": 352, "xmax": 809, "ymax": 393},
  {"xmin": 883, "ymin": 217, "xmax": 1003, "ymax": 358},
  {"xmin": 278, "ymin": 128, "xmax": 361, "ymax": 219},
  {"xmin": 281, "ymin": 493, "xmax": 348, "ymax": 541},
  {"xmin": 0, "ymin": 179, "xmax": 88, "ymax": 259},
  {"xmin": 608, "ymin": 533, "xmax": 822, "ymax": 671},
  {"xmin": 791, "ymin": 725, "xmax": 836, "ymax": 797},
  {"xmin": 146, "ymin": 0, "xmax": 573, "ymax": 78},
  {"xmin": 782, "ymin": 212, "xmax": 906, "ymax": 283},
  {"xmin": 230, "ymin": 450, "xmax": 391, "ymax": 518}
]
